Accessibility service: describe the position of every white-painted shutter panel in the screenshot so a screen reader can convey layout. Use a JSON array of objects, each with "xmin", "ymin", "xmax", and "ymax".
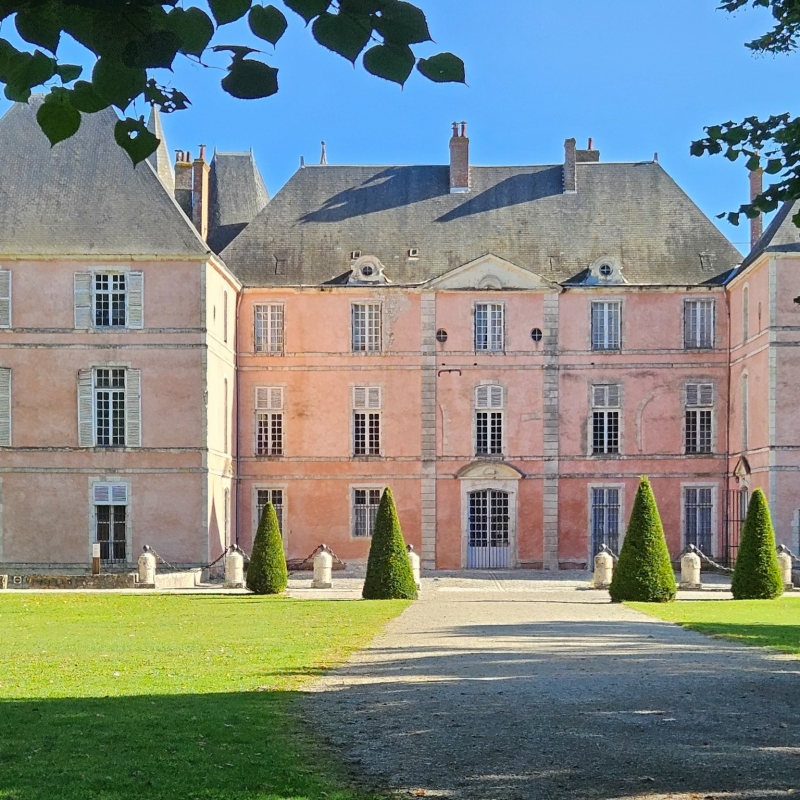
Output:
[
  {"xmin": 126, "ymin": 271, "xmax": 144, "ymax": 329},
  {"xmin": 256, "ymin": 386, "xmax": 283, "ymax": 410},
  {"xmin": 125, "ymin": 368, "xmax": 141, "ymax": 447},
  {"xmin": 93, "ymin": 483, "xmax": 110, "ymax": 503},
  {"xmin": 699, "ymin": 383, "xmax": 713, "ymax": 406},
  {"xmin": 93, "ymin": 483, "xmax": 127, "ymax": 504},
  {"xmin": 367, "ymin": 387, "xmax": 381, "ymax": 409},
  {"xmin": 606, "ymin": 384, "xmax": 621, "ymax": 408},
  {"xmin": 353, "ymin": 387, "xmax": 380, "ymax": 409},
  {"xmin": 111, "ymin": 484, "xmax": 128, "ymax": 503},
  {"xmin": 0, "ymin": 367, "xmax": 10, "ymax": 446},
  {"xmin": 74, "ymin": 272, "xmax": 92, "ymax": 329},
  {"xmin": 686, "ymin": 383, "xmax": 713, "ymax": 407},
  {"xmin": 0, "ymin": 269, "xmax": 10, "ymax": 328},
  {"xmin": 77, "ymin": 369, "xmax": 94, "ymax": 447},
  {"xmin": 475, "ymin": 385, "xmax": 488, "ymax": 408},
  {"xmin": 594, "ymin": 385, "xmax": 620, "ymax": 408},
  {"xmin": 476, "ymin": 385, "xmax": 503, "ymax": 409}
]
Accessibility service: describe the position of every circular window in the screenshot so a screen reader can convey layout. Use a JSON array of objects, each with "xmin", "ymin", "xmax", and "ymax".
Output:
[
  {"xmin": 436, "ymin": 329, "xmax": 448, "ymax": 343},
  {"xmin": 531, "ymin": 328, "xmax": 543, "ymax": 342},
  {"xmin": 361, "ymin": 264, "xmax": 374, "ymax": 277},
  {"xmin": 599, "ymin": 263, "xmax": 613, "ymax": 277}
]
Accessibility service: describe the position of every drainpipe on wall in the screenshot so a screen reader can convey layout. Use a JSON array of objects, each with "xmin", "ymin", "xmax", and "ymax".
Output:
[{"xmin": 234, "ymin": 289, "xmax": 244, "ymax": 547}]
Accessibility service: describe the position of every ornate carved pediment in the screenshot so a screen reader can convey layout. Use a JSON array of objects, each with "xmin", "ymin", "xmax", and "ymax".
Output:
[
  {"xmin": 456, "ymin": 461, "xmax": 524, "ymax": 480},
  {"xmin": 425, "ymin": 254, "xmax": 557, "ymax": 291}
]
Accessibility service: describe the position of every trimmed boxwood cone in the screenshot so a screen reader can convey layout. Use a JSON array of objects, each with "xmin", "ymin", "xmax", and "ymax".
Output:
[
  {"xmin": 246, "ymin": 501, "xmax": 288, "ymax": 595},
  {"xmin": 362, "ymin": 488, "xmax": 418, "ymax": 600},
  {"xmin": 609, "ymin": 477, "xmax": 677, "ymax": 603},
  {"xmin": 732, "ymin": 488, "xmax": 784, "ymax": 600}
]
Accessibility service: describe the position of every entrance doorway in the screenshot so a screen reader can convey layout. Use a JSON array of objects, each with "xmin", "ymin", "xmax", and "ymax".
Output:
[{"xmin": 467, "ymin": 490, "xmax": 510, "ymax": 568}]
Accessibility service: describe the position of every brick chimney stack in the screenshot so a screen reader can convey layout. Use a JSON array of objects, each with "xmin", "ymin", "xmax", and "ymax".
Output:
[
  {"xmin": 449, "ymin": 121, "xmax": 470, "ymax": 193},
  {"xmin": 563, "ymin": 138, "xmax": 577, "ymax": 193},
  {"xmin": 193, "ymin": 145, "xmax": 210, "ymax": 242},
  {"xmin": 174, "ymin": 150, "xmax": 193, "ymax": 219},
  {"xmin": 749, "ymin": 167, "xmax": 764, "ymax": 250}
]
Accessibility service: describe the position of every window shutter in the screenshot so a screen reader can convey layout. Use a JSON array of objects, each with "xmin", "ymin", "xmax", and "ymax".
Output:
[
  {"xmin": 606, "ymin": 384, "xmax": 620, "ymax": 408},
  {"xmin": 77, "ymin": 369, "xmax": 94, "ymax": 447},
  {"xmin": 686, "ymin": 383, "xmax": 699, "ymax": 407},
  {"xmin": 126, "ymin": 272, "xmax": 144, "ymax": 329},
  {"xmin": 111, "ymin": 484, "xmax": 128, "ymax": 503},
  {"xmin": 74, "ymin": 272, "xmax": 92, "ymax": 329},
  {"xmin": 270, "ymin": 387, "xmax": 283, "ymax": 410},
  {"xmin": 699, "ymin": 383, "xmax": 713, "ymax": 406},
  {"xmin": 256, "ymin": 386, "xmax": 283, "ymax": 410},
  {"xmin": 594, "ymin": 385, "xmax": 620, "ymax": 408},
  {"xmin": 489, "ymin": 385, "xmax": 503, "ymax": 408},
  {"xmin": 0, "ymin": 269, "xmax": 10, "ymax": 328},
  {"xmin": 476, "ymin": 385, "xmax": 489, "ymax": 409},
  {"xmin": 366, "ymin": 387, "xmax": 381, "ymax": 409},
  {"xmin": 0, "ymin": 367, "xmax": 10, "ymax": 446},
  {"xmin": 353, "ymin": 387, "xmax": 366, "ymax": 409},
  {"xmin": 93, "ymin": 483, "xmax": 110, "ymax": 503},
  {"xmin": 125, "ymin": 368, "xmax": 141, "ymax": 447}
]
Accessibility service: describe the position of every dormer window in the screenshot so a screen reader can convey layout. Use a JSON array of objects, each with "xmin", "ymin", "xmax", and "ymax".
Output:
[
  {"xmin": 586, "ymin": 256, "xmax": 625, "ymax": 285},
  {"xmin": 408, "ymin": 248, "xmax": 419, "ymax": 258},
  {"xmin": 347, "ymin": 255, "xmax": 389, "ymax": 285},
  {"xmin": 599, "ymin": 263, "xmax": 612, "ymax": 277}
]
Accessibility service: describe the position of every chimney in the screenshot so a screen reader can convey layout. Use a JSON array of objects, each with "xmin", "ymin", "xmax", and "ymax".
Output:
[
  {"xmin": 563, "ymin": 138, "xmax": 577, "ymax": 193},
  {"xmin": 174, "ymin": 150, "xmax": 194, "ymax": 219},
  {"xmin": 749, "ymin": 167, "xmax": 763, "ymax": 249},
  {"xmin": 449, "ymin": 121, "xmax": 470, "ymax": 193},
  {"xmin": 576, "ymin": 136, "xmax": 600, "ymax": 163},
  {"xmin": 192, "ymin": 145, "xmax": 210, "ymax": 241}
]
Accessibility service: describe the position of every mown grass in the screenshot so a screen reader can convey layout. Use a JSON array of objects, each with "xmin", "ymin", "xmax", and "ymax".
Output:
[
  {"xmin": 629, "ymin": 596, "xmax": 800, "ymax": 655},
  {"xmin": 0, "ymin": 594, "xmax": 409, "ymax": 800}
]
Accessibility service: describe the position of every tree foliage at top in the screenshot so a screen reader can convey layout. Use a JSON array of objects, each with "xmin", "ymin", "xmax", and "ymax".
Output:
[
  {"xmin": 692, "ymin": 1, "xmax": 800, "ymax": 228},
  {"xmin": 0, "ymin": 1, "xmax": 464, "ymax": 164}
]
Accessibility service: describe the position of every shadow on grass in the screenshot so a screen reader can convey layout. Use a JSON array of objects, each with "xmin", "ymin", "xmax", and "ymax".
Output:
[{"xmin": 0, "ymin": 692, "xmax": 381, "ymax": 800}]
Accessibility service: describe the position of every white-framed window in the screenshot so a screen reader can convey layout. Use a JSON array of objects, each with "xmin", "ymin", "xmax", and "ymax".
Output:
[
  {"xmin": 92, "ymin": 482, "xmax": 128, "ymax": 563},
  {"xmin": 0, "ymin": 268, "xmax": 11, "ymax": 328},
  {"xmin": 475, "ymin": 303, "xmax": 504, "ymax": 352},
  {"xmin": 684, "ymin": 299, "xmax": 715, "ymax": 349},
  {"xmin": 256, "ymin": 487, "xmax": 284, "ymax": 533},
  {"xmin": 353, "ymin": 386, "xmax": 381, "ymax": 456},
  {"xmin": 475, "ymin": 384, "xmax": 503, "ymax": 456},
  {"xmin": 591, "ymin": 301, "xmax": 621, "ymax": 350},
  {"xmin": 591, "ymin": 486, "xmax": 621, "ymax": 557},
  {"xmin": 352, "ymin": 303, "xmax": 381, "ymax": 352},
  {"xmin": 77, "ymin": 367, "xmax": 141, "ymax": 448},
  {"xmin": 74, "ymin": 271, "xmax": 143, "ymax": 329},
  {"xmin": 352, "ymin": 488, "xmax": 381, "ymax": 538},
  {"xmin": 254, "ymin": 303, "xmax": 285, "ymax": 353},
  {"xmin": 255, "ymin": 386, "xmax": 283, "ymax": 456},
  {"xmin": 592, "ymin": 384, "xmax": 620, "ymax": 455},
  {"xmin": 0, "ymin": 367, "xmax": 10, "ymax": 446},
  {"xmin": 684, "ymin": 485, "xmax": 714, "ymax": 554},
  {"xmin": 685, "ymin": 383, "xmax": 713, "ymax": 454}
]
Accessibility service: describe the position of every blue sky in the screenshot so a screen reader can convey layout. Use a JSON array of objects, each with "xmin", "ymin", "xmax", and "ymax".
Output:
[{"xmin": 1, "ymin": 1, "xmax": 795, "ymax": 252}]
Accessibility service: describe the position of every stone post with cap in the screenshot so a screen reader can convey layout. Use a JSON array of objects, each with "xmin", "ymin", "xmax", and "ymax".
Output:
[
  {"xmin": 777, "ymin": 545, "xmax": 794, "ymax": 590},
  {"xmin": 138, "ymin": 546, "xmax": 156, "ymax": 586},
  {"xmin": 593, "ymin": 546, "xmax": 614, "ymax": 589},
  {"xmin": 312, "ymin": 545, "xmax": 333, "ymax": 589},
  {"xmin": 407, "ymin": 544, "xmax": 421, "ymax": 589},
  {"xmin": 680, "ymin": 547, "xmax": 702, "ymax": 590},
  {"xmin": 225, "ymin": 545, "xmax": 245, "ymax": 588}
]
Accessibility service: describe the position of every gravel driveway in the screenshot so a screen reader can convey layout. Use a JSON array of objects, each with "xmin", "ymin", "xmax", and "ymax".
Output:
[{"xmin": 305, "ymin": 576, "xmax": 800, "ymax": 800}]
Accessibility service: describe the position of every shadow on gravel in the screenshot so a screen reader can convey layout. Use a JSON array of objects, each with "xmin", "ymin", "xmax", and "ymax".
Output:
[{"xmin": 309, "ymin": 617, "xmax": 800, "ymax": 800}]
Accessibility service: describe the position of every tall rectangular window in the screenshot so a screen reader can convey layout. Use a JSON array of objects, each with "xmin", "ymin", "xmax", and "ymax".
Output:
[
  {"xmin": 353, "ymin": 386, "xmax": 381, "ymax": 456},
  {"xmin": 352, "ymin": 304, "xmax": 381, "ymax": 352},
  {"xmin": 352, "ymin": 488, "xmax": 381, "ymax": 538},
  {"xmin": 255, "ymin": 386, "xmax": 283, "ymax": 456},
  {"xmin": 254, "ymin": 304, "xmax": 285, "ymax": 353},
  {"xmin": 591, "ymin": 301, "xmax": 621, "ymax": 350},
  {"xmin": 95, "ymin": 368, "xmax": 126, "ymax": 446},
  {"xmin": 684, "ymin": 486, "xmax": 713, "ymax": 553},
  {"xmin": 256, "ymin": 488, "xmax": 284, "ymax": 533},
  {"xmin": 591, "ymin": 487, "xmax": 620, "ymax": 556},
  {"xmin": 93, "ymin": 482, "xmax": 128, "ymax": 563},
  {"xmin": 685, "ymin": 383, "xmax": 713, "ymax": 454},
  {"xmin": 684, "ymin": 299, "xmax": 715, "ymax": 349},
  {"xmin": 475, "ymin": 384, "xmax": 503, "ymax": 455},
  {"xmin": 592, "ymin": 384, "xmax": 620, "ymax": 455},
  {"xmin": 475, "ymin": 303, "xmax": 504, "ymax": 352},
  {"xmin": 94, "ymin": 273, "xmax": 127, "ymax": 327}
]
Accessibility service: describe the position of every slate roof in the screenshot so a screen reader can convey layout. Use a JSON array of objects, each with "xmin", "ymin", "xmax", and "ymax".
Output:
[
  {"xmin": 739, "ymin": 200, "xmax": 800, "ymax": 271},
  {"xmin": 0, "ymin": 98, "xmax": 209, "ymax": 258},
  {"xmin": 146, "ymin": 107, "xmax": 175, "ymax": 194},
  {"xmin": 221, "ymin": 161, "xmax": 742, "ymax": 287},
  {"xmin": 208, "ymin": 152, "xmax": 269, "ymax": 254}
]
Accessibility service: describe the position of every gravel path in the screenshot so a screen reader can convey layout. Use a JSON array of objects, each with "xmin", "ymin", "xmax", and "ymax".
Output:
[{"xmin": 306, "ymin": 578, "xmax": 800, "ymax": 800}]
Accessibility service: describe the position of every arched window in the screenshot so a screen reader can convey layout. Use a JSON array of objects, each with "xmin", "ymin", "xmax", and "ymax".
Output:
[{"xmin": 742, "ymin": 286, "xmax": 749, "ymax": 342}]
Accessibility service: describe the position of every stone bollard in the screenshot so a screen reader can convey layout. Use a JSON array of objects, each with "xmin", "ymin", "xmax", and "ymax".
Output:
[
  {"xmin": 777, "ymin": 547, "xmax": 794, "ymax": 590},
  {"xmin": 407, "ymin": 544, "xmax": 421, "ymax": 589},
  {"xmin": 312, "ymin": 546, "xmax": 333, "ymax": 589},
  {"xmin": 680, "ymin": 550, "xmax": 702, "ymax": 589},
  {"xmin": 593, "ymin": 549, "xmax": 614, "ymax": 589},
  {"xmin": 225, "ymin": 546, "xmax": 245, "ymax": 588},
  {"xmin": 137, "ymin": 547, "xmax": 156, "ymax": 585}
]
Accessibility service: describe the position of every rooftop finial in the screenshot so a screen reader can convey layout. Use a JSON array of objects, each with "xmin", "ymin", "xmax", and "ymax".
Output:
[{"xmin": 320, "ymin": 141, "xmax": 327, "ymax": 165}]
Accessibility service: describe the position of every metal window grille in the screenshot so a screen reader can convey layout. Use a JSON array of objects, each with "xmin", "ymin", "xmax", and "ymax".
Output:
[
  {"xmin": 256, "ymin": 413, "xmax": 283, "ymax": 455},
  {"xmin": 591, "ymin": 487, "xmax": 620, "ymax": 556},
  {"xmin": 95, "ymin": 368, "xmax": 126, "ymax": 446},
  {"xmin": 352, "ymin": 304, "xmax": 381, "ymax": 352},
  {"xmin": 353, "ymin": 488, "xmax": 381, "ymax": 537},
  {"xmin": 354, "ymin": 412, "xmax": 380, "ymax": 455},
  {"xmin": 94, "ymin": 273, "xmax": 126, "ymax": 327},
  {"xmin": 684, "ymin": 299, "xmax": 715, "ymax": 349},
  {"xmin": 475, "ymin": 303, "xmax": 504, "ymax": 351},
  {"xmin": 476, "ymin": 411, "xmax": 503, "ymax": 455},
  {"xmin": 256, "ymin": 488, "xmax": 283, "ymax": 533},
  {"xmin": 684, "ymin": 487, "xmax": 713, "ymax": 553},
  {"xmin": 254, "ymin": 304, "xmax": 284, "ymax": 353},
  {"xmin": 591, "ymin": 302, "xmax": 621, "ymax": 350}
]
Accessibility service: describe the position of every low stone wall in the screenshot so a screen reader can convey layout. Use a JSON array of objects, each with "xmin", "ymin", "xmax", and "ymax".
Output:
[
  {"xmin": 23, "ymin": 573, "xmax": 138, "ymax": 590},
  {"xmin": 153, "ymin": 569, "xmax": 202, "ymax": 589}
]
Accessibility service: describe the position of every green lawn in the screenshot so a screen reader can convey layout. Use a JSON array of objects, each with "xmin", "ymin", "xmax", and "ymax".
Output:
[
  {"xmin": 0, "ymin": 594, "xmax": 409, "ymax": 800},
  {"xmin": 629, "ymin": 596, "xmax": 800, "ymax": 655}
]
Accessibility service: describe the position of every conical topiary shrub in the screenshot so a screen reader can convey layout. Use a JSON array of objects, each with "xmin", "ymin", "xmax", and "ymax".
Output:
[
  {"xmin": 731, "ymin": 488, "xmax": 784, "ymax": 600},
  {"xmin": 246, "ymin": 502, "xmax": 288, "ymax": 595},
  {"xmin": 362, "ymin": 488, "xmax": 418, "ymax": 600},
  {"xmin": 609, "ymin": 477, "xmax": 677, "ymax": 603}
]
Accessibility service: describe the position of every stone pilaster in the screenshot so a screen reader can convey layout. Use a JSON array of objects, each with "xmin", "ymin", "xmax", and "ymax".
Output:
[{"xmin": 421, "ymin": 293, "xmax": 437, "ymax": 569}]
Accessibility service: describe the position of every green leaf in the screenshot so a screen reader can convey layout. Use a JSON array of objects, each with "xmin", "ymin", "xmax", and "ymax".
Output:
[
  {"xmin": 221, "ymin": 58, "xmax": 279, "ymax": 98},
  {"xmin": 4, "ymin": 84, "xmax": 31, "ymax": 102},
  {"xmin": 339, "ymin": 0, "xmax": 387, "ymax": 13},
  {"xmin": 283, "ymin": 0, "xmax": 331, "ymax": 23},
  {"xmin": 57, "ymin": 64, "xmax": 83, "ymax": 83},
  {"xmin": 362, "ymin": 42, "xmax": 414, "ymax": 85},
  {"xmin": 373, "ymin": 0, "xmax": 430, "ymax": 44},
  {"xmin": 91, "ymin": 58, "xmax": 147, "ymax": 110},
  {"xmin": 70, "ymin": 80, "xmax": 110, "ymax": 113},
  {"xmin": 745, "ymin": 153, "xmax": 761, "ymax": 172},
  {"xmin": 37, "ymin": 97, "xmax": 81, "ymax": 145},
  {"xmin": 123, "ymin": 30, "xmax": 183, "ymax": 69},
  {"xmin": 15, "ymin": 3, "xmax": 62, "ymax": 53},
  {"xmin": 766, "ymin": 158, "xmax": 783, "ymax": 174},
  {"xmin": 9, "ymin": 50, "xmax": 57, "ymax": 90},
  {"xmin": 249, "ymin": 5, "xmax": 288, "ymax": 45},
  {"xmin": 166, "ymin": 7, "xmax": 214, "ymax": 57},
  {"xmin": 208, "ymin": 0, "xmax": 252, "ymax": 25},
  {"xmin": 417, "ymin": 52, "xmax": 465, "ymax": 83},
  {"xmin": 312, "ymin": 11, "xmax": 372, "ymax": 62},
  {"xmin": 114, "ymin": 117, "xmax": 160, "ymax": 165}
]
